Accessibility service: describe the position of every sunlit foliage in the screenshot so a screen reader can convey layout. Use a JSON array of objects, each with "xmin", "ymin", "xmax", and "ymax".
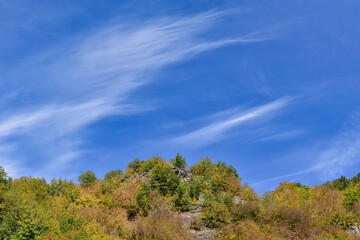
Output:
[{"xmin": 0, "ymin": 155, "xmax": 359, "ymax": 239}]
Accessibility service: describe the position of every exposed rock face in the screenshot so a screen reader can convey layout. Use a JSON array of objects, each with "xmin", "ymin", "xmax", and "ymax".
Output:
[
  {"xmin": 347, "ymin": 226, "xmax": 360, "ymax": 237},
  {"xmin": 172, "ymin": 167, "xmax": 189, "ymax": 178},
  {"xmin": 179, "ymin": 212, "xmax": 216, "ymax": 240},
  {"xmin": 234, "ymin": 196, "xmax": 243, "ymax": 204}
]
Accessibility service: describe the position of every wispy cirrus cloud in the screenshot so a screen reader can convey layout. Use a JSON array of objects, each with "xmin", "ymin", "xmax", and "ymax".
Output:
[
  {"xmin": 0, "ymin": 10, "xmax": 279, "ymax": 177},
  {"xmin": 169, "ymin": 97, "xmax": 294, "ymax": 148},
  {"xmin": 253, "ymin": 110, "xmax": 360, "ymax": 187}
]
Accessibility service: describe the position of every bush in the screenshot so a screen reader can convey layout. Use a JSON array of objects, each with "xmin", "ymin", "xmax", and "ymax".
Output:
[
  {"xmin": 188, "ymin": 175, "xmax": 206, "ymax": 199},
  {"xmin": 173, "ymin": 183, "xmax": 191, "ymax": 212},
  {"xmin": 104, "ymin": 169, "xmax": 123, "ymax": 181},
  {"xmin": 149, "ymin": 162, "xmax": 180, "ymax": 195},
  {"xmin": 117, "ymin": 225, "xmax": 126, "ymax": 238},
  {"xmin": 190, "ymin": 215, "xmax": 203, "ymax": 230},
  {"xmin": 128, "ymin": 202, "xmax": 192, "ymax": 240},
  {"xmin": 327, "ymin": 211, "xmax": 357, "ymax": 230},
  {"xmin": 343, "ymin": 185, "xmax": 360, "ymax": 209},
  {"xmin": 127, "ymin": 158, "xmax": 144, "ymax": 173},
  {"xmin": 217, "ymin": 220, "xmax": 273, "ymax": 240},
  {"xmin": 266, "ymin": 205, "xmax": 311, "ymax": 239},
  {"xmin": 49, "ymin": 178, "xmax": 75, "ymax": 196},
  {"xmin": 59, "ymin": 215, "xmax": 86, "ymax": 234},
  {"xmin": 136, "ymin": 183, "xmax": 151, "ymax": 216},
  {"xmin": 78, "ymin": 171, "xmax": 97, "ymax": 186},
  {"xmin": 202, "ymin": 202, "xmax": 231, "ymax": 228},
  {"xmin": 232, "ymin": 201, "xmax": 261, "ymax": 223}
]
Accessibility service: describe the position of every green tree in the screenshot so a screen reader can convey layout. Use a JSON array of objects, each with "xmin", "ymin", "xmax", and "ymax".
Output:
[
  {"xmin": 173, "ymin": 183, "xmax": 191, "ymax": 211},
  {"xmin": 332, "ymin": 176, "xmax": 349, "ymax": 191},
  {"xmin": 49, "ymin": 178, "xmax": 75, "ymax": 196},
  {"xmin": 343, "ymin": 186, "xmax": 360, "ymax": 209},
  {"xmin": 136, "ymin": 183, "xmax": 151, "ymax": 216},
  {"xmin": 104, "ymin": 169, "xmax": 123, "ymax": 181},
  {"xmin": 150, "ymin": 162, "xmax": 180, "ymax": 195},
  {"xmin": 171, "ymin": 153, "xmax": 187, "ymax": 169},
  {"xmin": 78, "ymin": 171, "xmax": 97, "ymax": 186},
  {"xmin": 127, "ymin": 158, "xmax": 144, "ymax": 173},
  {"xmin": 0, "ymin": 166, "xmax": 12, "ymax": 205}
]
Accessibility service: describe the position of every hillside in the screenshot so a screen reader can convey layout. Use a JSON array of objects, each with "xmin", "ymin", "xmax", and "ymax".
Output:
[{"xmin": 1, "ymin": 154, "xmax": 360, "ymax": 239}]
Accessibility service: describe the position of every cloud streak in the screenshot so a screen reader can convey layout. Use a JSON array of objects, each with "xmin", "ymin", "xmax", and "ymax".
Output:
[
  {"xmin": 0, "ymin": 10, "xmax": 279, "ymax": 177},
  {"xmin": 253, "ymin": 110, "xmax": 360, "ymax": 187},
  {"xmin": 170, "ymin": 97, "xmax": 293, "ymax": 148}
]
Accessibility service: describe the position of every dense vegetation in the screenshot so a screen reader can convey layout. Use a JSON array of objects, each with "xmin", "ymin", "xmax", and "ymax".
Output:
[{"xmin": 1, "ymin": 154, "xmax": 360, "ymax": 239}]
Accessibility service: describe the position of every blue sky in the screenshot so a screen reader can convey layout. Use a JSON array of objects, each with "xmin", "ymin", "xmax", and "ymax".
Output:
[{"xmin": 1, "ymin": 1, "xmax": 360, "ymax": 192}]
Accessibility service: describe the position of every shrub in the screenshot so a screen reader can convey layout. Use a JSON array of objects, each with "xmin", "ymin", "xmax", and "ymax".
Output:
[
  {"xmin": 136, "ymin": 183, "xmax": 151, "ymax": 216},
  {"xmin": 188, "ymin": 175, "xmax": 206, "ymax": 199},
  {"xmin": 59, "ymin": 215, "xmax": 86, "ymax": 234},
  {"xmin": 217, "ymin": 220, "xmax": 272, "ymax": 240},
  {"xmin": 327, "ymin": 211, "xmax": 357, "ymax": 230},
  {"xmin": 49, "ymin": 178, "xmax": 75, "ymax": 196},
  {"xmin": 232, "ymin": 201, "xmax": 261, "ymax": 223},
  {"xmin": 127, "ymin": 158, "xmax": 144, "ymax": 173},
  {"xmin": 272, "ymin": 182, "xmax": 307, "ymax": 209},
  {"xmin": 149, "ymin": 162, "xmax": 180, "ymax": 195},
  {"xmin": 309, "ymin": 184, "xmax": 343, "ymax": 221},
  {"xmin": 202, "ymin": 202, "xmax": 231, "ymax": 228},
  {"xmin": 128, "ymin": 202, "xmax": 192, "ymax": 240},
  {"xmin": 173, "ymin": 183, "xmax": 191, "ymax": 212},
  {"xmin": 143, "ymin": 156, "xmax": 164, "ymax": 172},
  {"xmin": 104, "ymin": 169, "xmax": 123, "ymax": 181},
  {"xmin": 78, "ymin": 171, "xmax": 97, "ymax": 186},
  {"xmin": 266, "ymin": 205, "xmax": 311, "ymax": 239},
  {"xmin": 117, "ymin": 225, "xmax": 126, "ymax": 238},
  {"xmin": 343, "ymin": 185, "xmax": 360, "ymax": 209},
  {"xmin": 190, "ymin": 157, "xmax": 216, "ymax": 177},
  {"xmin": 190, "ymin": 215, "xmax": 203, "ymax": 230}
]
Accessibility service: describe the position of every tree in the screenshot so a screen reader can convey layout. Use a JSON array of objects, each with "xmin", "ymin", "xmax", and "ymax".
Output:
[
  {"xmin": 173, "ymin": 183, "xmax": 191, "ymax": 211},
  {"xmin": 343, "ymin": 185, "xmax": 360, "ymax": 209},
  {"xmin": 0, "ymin": 166, "xmax": 12, "ymax": 187},
  {"xmin": 78, "ymin": 171, "xmax": 97, "ymax": 186},
  {"xmin": 49, "ymin": 178, "xmax": 75, "ymax": 196},
  {"xmin": 150, "ymin": 162, "xmax": 180, "ymax": 195},
  {"xmin": 136, "ymin": 183, "xmax": 151, "ymax": 216},
  {"xmin": 171, "ymin": 153, "xmax": 187, "ymax": 169},
  {"xmin": 332, "ymin": 176, "xmax": 349, "ymax": 191},
  {"xmin": 104, "ymin": 169, "xmax": 123, "ymax": 181},
  {"xmin": 0, "ymin": 166, "xmax": 12, "ymax": 203}
]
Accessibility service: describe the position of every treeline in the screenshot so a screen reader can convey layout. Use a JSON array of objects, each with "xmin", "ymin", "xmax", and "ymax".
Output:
[{"xmin": 0, "ymin": 154, "xmax": 360, "ymax": 239}]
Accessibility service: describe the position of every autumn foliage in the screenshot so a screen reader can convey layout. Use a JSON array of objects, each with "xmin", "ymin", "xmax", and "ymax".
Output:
[{"xmin": 0, "ymin": 156, "xmax": 359, "ymax": 239}]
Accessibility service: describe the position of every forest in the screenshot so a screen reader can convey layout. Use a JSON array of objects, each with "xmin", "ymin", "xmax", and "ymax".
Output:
[{"xmin": 1, "ymin": 154, "xmax": 360, "ymax": 239}]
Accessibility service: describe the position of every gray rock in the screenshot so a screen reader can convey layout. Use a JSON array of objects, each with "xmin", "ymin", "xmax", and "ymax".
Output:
[
  {"xmin": 234, "ymin": 196, "xmax": 243, "ymax": 204},
  {"xmin": 347, "ymin": 225, "xmax": 360, "ymax": 237},
  {"xmin": 198, "ymin": 192, "xmax": 205, "ymax": 205},
  {"xmin": 172, "ymin": 167, "xmax": 189, "ymax": 178}
]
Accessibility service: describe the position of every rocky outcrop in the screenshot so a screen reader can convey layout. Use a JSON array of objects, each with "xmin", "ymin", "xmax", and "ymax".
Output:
[
  {"xmin": 172, "ymin": 167, "xmax": 190, "ymax": 178},
  {"xmin": 179, "ymin": 211, "xmax": 216, "ymax": 240},
  {"xmin": 234, "ymin": 196, "xmax": 243, "ymax": 204},
  {"xmin": 347, "ymin": 226, "xmax": 360, "ymax": 237}
]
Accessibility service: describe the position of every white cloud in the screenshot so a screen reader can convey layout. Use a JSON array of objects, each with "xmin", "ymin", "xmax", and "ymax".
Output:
[
  {"xmin": 170, "ymin": 97, "xmax": 293, "ymax": 148},
  {"xmin": 252, "ymin": 111, "xmax": 360, "ymax": 186},
  {"xmin": 317, "ymin": 120, "xmax": 360, "ymax": 179},
  {"xmin": 0, "ymin": 10, "xmax": 279, "ymax": 177}
]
